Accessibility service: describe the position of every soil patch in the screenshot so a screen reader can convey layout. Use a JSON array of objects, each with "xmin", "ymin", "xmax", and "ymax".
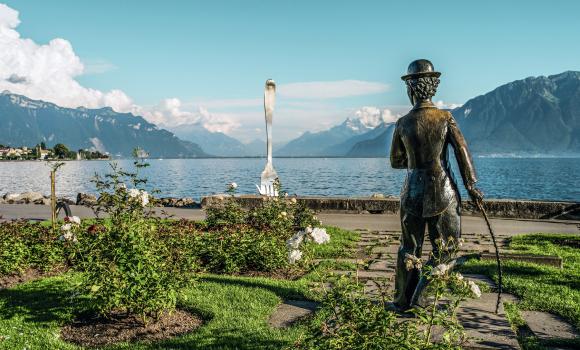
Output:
[
  {"xmin": 0, "ymin": 267, "xmax": 66, "ymax": 289},
  {"xmin": 61, "ymin": 309, "xmax": 202, "ymax": 347}
]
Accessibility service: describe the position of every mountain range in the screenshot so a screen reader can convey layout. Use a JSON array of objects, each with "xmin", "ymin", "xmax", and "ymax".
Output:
[
  {"xmin": 275, "ymin": 115, "xmax": 392, "ymax": 157},
  {"xmin": 452, "ymin": 71, "xmax": 580, "ymax": 154},
  {"xmin": 0, "ymin": 71, "xmax": 578, "ymax": 158},
  {"xmin": 0, "ymin": 92, "xmax": 207, "ymax": 158},
  {"xmin": 169, "ymin": 124, "xmax": 265, "ymax": 157},
  {"xmin": 278, "ymin": 71, "xmax": 580, "ymax": 157}
]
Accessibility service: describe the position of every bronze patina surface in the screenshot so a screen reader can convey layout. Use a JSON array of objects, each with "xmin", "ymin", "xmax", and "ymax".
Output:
[{"xmin": 391, "ymin": 59, "xmax": 484, "ymax": 308}]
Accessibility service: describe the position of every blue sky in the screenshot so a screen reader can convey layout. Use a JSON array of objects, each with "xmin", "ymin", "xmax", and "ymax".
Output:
[{"xmin": 1, "ymin": 0, "xmax": 579, "ymax": 142}]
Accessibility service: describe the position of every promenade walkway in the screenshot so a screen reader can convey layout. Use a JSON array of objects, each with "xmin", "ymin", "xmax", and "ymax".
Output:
[{"xmin": 1, "ymin": 204, "xmax": 579, "ymax": 235}]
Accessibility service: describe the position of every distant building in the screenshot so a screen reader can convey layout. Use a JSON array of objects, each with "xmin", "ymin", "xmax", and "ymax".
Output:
[
  {"xmin": 0, "ymin": 146, "xmax": 34, "ymax": 159},
  {"xmin": 134, "ymin": 148, "xmax": 150, "ymax": 159},
  {"xmin": 37, "ymin": 146, "xmax": 51, "ymax": 160}
]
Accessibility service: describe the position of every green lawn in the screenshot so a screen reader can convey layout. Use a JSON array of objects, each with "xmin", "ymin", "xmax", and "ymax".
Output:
[
  {"xmin": 0, "ymin": 226, "xmax": 360, "ymax": 349},
  {"xmin": 304, "ymin": 226, "xmax": 359, "ymax": 259},
  {"xmin": 459, "ymin": 233, "xmax": 580, "ymax": 348}
]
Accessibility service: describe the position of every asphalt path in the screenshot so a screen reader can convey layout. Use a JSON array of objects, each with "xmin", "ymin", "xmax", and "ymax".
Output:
[{"xmin": 1, "ymin": 204, "xmax": 578, "ymax": 236}]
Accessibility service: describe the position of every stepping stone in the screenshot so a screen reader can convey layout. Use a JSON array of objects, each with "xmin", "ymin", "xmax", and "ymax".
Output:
[
  {"xmin": 358, "ymin": 240, "xmax": 390, "ymax": 246},
  {"xmin": 367, "ymin": 260, "xmax": 396, "ymax": 271},
  {"xmin": 458, "ymin": 293, "xmax": 520, "ymax": 349},
  {"xmin": 371, "ymin": 246, "xmax": 399, "ymax": 254},
  {"xmin": 520, "ymin": 311, "xmax": 579, "ymax": 340},
  {"xmin": 268, "ymin": 300, "xmax": 319, "ymax": 328},
  {"xmin": 331, "ymin": 270, "xmax": 394, "ymax": 282}
]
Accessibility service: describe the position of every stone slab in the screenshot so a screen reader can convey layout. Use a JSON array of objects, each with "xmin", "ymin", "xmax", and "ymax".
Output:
[
  {"xmin": 331, "ymin": 270, "xmax": 394, "ymax": 282},
  {"xmin": 367, "ymin": 260, "xmax": 396, "ymax": 271},
  {"xmin": 521, "ymin": 311, "xmax": 579, "ymax": 340},
  {"xmin": 458, "ymin": 293, "xmax": 520, "ymax": 349},
  {"xmin": 268, "ymin": 300, "xmax": 319, "ymax": 328}
]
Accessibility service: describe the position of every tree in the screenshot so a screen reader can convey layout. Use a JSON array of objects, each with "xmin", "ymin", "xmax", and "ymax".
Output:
[
  {"xmin": 40, "ymin": 141, "xmax": 46, "ymax": 150},
  {"xmin": 53, "ymin": 143, "xmax": 70, "ymax": 159}
]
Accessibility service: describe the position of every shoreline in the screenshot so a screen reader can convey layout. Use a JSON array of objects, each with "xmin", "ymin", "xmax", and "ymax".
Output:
[{"xmin": 2, "ymin": 191, "xmax": 579, "ymax": 221}]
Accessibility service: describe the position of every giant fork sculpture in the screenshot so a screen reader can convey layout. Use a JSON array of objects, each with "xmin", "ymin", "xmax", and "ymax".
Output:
[{"xmin": 257, "ymin": 79, "xmax": 279, "ymax": 196}]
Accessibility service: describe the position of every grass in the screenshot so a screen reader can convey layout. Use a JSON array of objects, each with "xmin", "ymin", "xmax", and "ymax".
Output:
[
  {"xmin": 0, "ymin": 225, "xmax": 360, "ymax": 349},
  {"xmin": 0, "ymin": 274, "xmax": 312, "ymax": 349},
  {"xmin": 459, "ymin": 233, "xmax": 580, "ymax": 348},
  {"xmin": 304, "ymin": 226, "xmax": 359, "ymax": 259}
]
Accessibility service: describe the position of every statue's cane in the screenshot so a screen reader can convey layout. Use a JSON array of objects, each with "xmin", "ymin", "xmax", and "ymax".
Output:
[{"xmin": 474, "ymin": 198, "xmax": 503, "ymax": 314}]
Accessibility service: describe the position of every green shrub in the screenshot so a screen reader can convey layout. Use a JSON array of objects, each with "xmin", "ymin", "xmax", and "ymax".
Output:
[
  {"xmin": 0, "ymin": 228, "xmax": 29, "ymax": 275},
  {"xmin": 205, "ymin": 185, "xmax": 248, "ymax": 228},
  {"xmin": 196, "ymin": 226, "xmax": 287, "ymax": 274},
  {"xmin": 0, "ymin": 221, "xmax": 66, "ymax": 276},
  {"xmin": 206, "ymin": 182, "xmax": 320, "ymax": 236},
  {"xmin": 75, "ymin": 158, "xmax": 196, "ymax": 322},
  {"xmin": 200, "ymin": 182, "xmax": 321, "ymax": 273},
  {"xmin": 161, "ymin": 219, "xmax": 288, "ymax": 274}
]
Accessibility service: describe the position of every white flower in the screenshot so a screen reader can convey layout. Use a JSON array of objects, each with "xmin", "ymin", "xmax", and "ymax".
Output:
[
  {"xmin": 288, "ymin": 249, "xmax": 302, "ymax": 264},
  {"xmin": 140, "ymin": 191, "xmax": 149, "ymax": 206},
  {"xmin": 456, "ymin": 272, "xmax": 464, "ymax": 281},
  {"xmin": 64, "ymin": 216, "xmax": 81, "ymax": 225},
  {"xmin": 286, "ymin": 231, "xmax": 306, "ymax": 250},
  {"xmin": 468, "ymin": 280, "xmax": 482, "ymax": 298},
  {"xmin": 290, "ymin": 198, "xmax": 297, "ymax": 204},
  {"xmin": 309, "ymin": 227, "xmax": 330, "ymax": 244},
  {"xmin": 61, "ymin": 223, "xmax": 72, "ymax": 232},
  {"xmin": 128, "ymin": 189, "xmax": 149, "ymax": 206},
  {"xmin": 431, "ymin": 263, "xmax": 450, "ymax": 277},
  {"xmin": 128, "ymin": 188, "xmax": 140, "ymax": 198},
  {"xmin": 59, "ymin": 231, "xmax": 77, "ymax": 243},
  {"xmin": 280, "ymin": 211, "xmax": 287, "ymax": 217},
  {"xmin": 228, "ymin": 182, "xmax": 238, "ymax": 190}
]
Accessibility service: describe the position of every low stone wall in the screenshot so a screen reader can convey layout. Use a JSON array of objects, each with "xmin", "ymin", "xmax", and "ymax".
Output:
[{"xmin": 201, "ymin": 194, "xmax": 580, "ymax": 220}]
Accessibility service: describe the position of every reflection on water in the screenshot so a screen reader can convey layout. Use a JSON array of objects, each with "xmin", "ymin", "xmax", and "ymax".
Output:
[{"xmin": 0, "ymin": 157, "xmax": 578, "ymax": 201}]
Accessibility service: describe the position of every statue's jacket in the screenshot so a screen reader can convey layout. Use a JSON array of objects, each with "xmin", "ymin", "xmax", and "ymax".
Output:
[{"xmin": 390, "ymin": 103, "xmax": 477, "ymax": 218}]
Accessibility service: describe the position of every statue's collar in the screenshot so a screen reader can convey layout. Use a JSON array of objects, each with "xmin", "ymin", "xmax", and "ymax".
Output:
[{"xmin": 411, "ymin": 100, "xmax": 436, "ymax": 110}]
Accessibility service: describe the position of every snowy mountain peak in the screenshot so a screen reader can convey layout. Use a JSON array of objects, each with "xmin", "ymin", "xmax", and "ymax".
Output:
[
  {"xmin": 346, "ymin": 106, "xmax": 400, "ymax": 131},
  {"xmin": 344, "ymin": 116, "xmax": 373, "ymax": 132}
]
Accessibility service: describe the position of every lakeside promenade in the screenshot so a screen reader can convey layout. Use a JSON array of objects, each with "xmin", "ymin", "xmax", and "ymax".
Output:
[{"xmin": 1, "ymin": 203, "xmax": 578, "ymax": 236}]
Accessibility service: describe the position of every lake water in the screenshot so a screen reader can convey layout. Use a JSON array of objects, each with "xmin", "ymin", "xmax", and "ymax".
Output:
[{"xmin": 0, "ymin": 157, "xmax": 578, "ymax": 202}]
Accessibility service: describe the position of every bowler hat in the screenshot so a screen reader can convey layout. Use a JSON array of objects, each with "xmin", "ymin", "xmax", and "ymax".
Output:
[{"xmin": 401, "ymin": 59, "xmax": 441, "ymax": 81}]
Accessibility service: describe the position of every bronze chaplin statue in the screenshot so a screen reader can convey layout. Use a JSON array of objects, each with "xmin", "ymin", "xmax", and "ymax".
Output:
[{"xmin": 390, "ymin": 59, "xmax": 484, "ymax": 309}]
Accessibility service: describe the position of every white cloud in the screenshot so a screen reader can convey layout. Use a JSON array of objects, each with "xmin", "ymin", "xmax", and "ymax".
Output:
[
  {"xmin": 145, "ymin": 98, "xmax": 240, "ymax": 134},
  {"xmin": 434, "ymin": 100, "xmax": 462, "ymax": 110},
  {"xmin": 353, "ymin": 106, "xmax": 401, "ymax": 127},
  {"xmin": 0, "ymin": 4, "xmax": 135, "ymax": 113},
  {"xmin": 0, "ymin": 3, "xmax": 234, "ymax": 133},
  {"xmin": 278, "ymin": 80, "xmax": 389, "ymax": 99}
]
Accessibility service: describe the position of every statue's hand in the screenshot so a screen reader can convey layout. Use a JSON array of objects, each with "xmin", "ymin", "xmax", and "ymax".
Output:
[{"xmin": 467, "ymin": 184, "xmax": 484, "ymax": 204}]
